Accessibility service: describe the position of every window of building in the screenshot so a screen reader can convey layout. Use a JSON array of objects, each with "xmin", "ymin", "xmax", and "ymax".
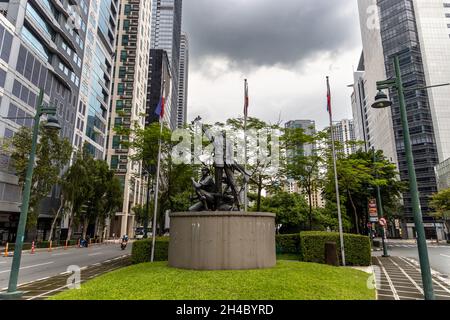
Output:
[{"xmin": 111, "ymin": 155, "xmax": 119, "ymax": 169}]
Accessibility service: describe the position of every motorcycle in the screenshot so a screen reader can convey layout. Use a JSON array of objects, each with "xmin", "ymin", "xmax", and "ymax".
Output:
[{"xmin": 120, "ymin": 240, "xmax": 128, "ymax": 250}]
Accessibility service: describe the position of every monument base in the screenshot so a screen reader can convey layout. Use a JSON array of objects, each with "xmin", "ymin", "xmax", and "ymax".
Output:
[{"xmin": 168, "ymin": 212, "xmax": 276, "ymax": 270}]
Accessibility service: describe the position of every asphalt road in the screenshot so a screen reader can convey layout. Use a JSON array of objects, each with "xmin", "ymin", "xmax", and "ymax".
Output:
[
  {"xmin": 373, "ymin": 240, "xmax": 450, "ymax": 277},
  {"xmin": 0, "ymin": 242, "xmax": 131, "ymax": 290}
]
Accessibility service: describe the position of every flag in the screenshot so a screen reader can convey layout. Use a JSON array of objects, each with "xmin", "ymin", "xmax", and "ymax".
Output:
[
  {"xmin": 155, "ymin": 96, "xmax": 165, "ymax": 119},
  {"xmin": 244, "ymin": 79, "xmax": 249, "ymax": 118},
  {"xmin": 326, "ymin": 76, "xmax": 332, "ymax": 115}
]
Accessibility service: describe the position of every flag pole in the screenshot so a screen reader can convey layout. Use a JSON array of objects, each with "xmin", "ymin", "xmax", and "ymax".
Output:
[
  {"xmin": 327, "ymin": 76, "xmax": 346, "ymax": 266},
  {"xmin": 244, "ymin": 79, "xmax": 248, "ymax": 212},
  {"xmin": 151, "ymin": 79, "xmax": 165, "ymax": 262}
]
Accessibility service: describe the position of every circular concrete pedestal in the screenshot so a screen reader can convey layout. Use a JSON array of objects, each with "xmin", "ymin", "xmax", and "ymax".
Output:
[{"xmin": 169, "ymin": 212, "xmax": 276, "ymax": 270}]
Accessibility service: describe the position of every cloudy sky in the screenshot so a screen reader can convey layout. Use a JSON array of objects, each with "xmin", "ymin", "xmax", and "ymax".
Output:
[{"xmin": 182, "ymin": 0, "xmax": 362, "ymax": 130}]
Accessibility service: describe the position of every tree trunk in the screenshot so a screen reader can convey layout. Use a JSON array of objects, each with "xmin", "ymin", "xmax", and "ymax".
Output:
[
  {"xmin": 348, "ymin": 191, "xmax": 360, "ymax": 234},
  {"xmin": 48, "ymin": 195, "xmax": 64, "ymax": 242},
  {"xmin": 82, "ymin": 218, "xmax": 89, "ymax": 239},
  {"xmin": 94, "ymin": 217, "xmax": 100, "ymax": 238},
  {"xmin": 66, "ymin": 204, "xmax": 74, "ymax": 241},
  {"xmin": 308, "ymin": 191, "xmax": 313, "ymax": 231}
]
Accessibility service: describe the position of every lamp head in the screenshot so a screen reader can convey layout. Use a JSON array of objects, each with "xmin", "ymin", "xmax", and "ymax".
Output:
[
  {"xmin": 44, "ymin": 115, "xmax": 61, "ymax": 131},
  {"xmin": 372, "ymin": 91, "xmax": 392, "ymax": 109}
]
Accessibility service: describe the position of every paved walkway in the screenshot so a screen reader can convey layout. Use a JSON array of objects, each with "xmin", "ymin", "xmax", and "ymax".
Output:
[
  {"xmin": 1, "ymin": 255, "xmax": 131, "ymax": 300},
  {"xmin": 373, "ymin": 256, "xmax": 450, "ymax": 300}
]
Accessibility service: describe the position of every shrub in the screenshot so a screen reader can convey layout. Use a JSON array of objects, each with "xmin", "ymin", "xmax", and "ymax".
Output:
[
  {"xmin": 276, "ymin": 234, "xmax": 300, "ymax": 255},
  {"xmin": 131, "ymin": 237, "xmax": 169, "ymax": 264},
  {"xmin": 300, "ymin": 231, "xmax": 371, "ymax": 266}
]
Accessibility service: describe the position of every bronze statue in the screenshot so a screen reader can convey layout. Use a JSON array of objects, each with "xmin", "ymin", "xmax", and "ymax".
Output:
[
  {"xmin": 189, "ymin": 167, "xmax": 216, "ymax": 211},
  {"xmin": 189, "ymin": 117, "xmax": 251, "ymax": 212}
]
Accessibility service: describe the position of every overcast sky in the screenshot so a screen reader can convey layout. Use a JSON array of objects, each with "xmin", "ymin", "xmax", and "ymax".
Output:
[{"xmin": 182, "ymin": 0, "xmax": 362, "ymax": 130}]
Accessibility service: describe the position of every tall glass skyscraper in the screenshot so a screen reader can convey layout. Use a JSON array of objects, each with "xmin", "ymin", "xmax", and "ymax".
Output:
[
  {"xmin": 150, "ymin": 0, "xmax": 182, "ymax": 130},
  {"xmin": 177, "ymin": 32, "xmax": 189, "ymax": 128},
  {"xmin": 356, "ymin": 0, "xmax": 450, "ymax": 238}
]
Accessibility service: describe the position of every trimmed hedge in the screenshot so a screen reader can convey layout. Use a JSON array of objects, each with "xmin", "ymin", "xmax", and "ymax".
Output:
[
  {"xmin": 276, "ymin": 234, "xmax": 300, "ymax": 255},
  {"xmin": 300, "ymin": 231, "xmax": 371, "ymax": 266},
  {"xmin": 131, "ymin": 237, "xmax": 170, "ymax": 264}
]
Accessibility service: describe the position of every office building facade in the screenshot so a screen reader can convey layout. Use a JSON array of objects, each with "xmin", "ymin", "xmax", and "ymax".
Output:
[
  {"xmin": 107, "ymin": 0, "xmax": 152, "ymax": 237},
  {"xmin": 146, "ymin": 49, "xmax": 172, "ymax": 126},
  {"xmin": 0, "ymin": 0, "xmax": 97, "ymax": 241},
  {"xmin": 332, "ymin": 119, "xmax": 357, "ymax": 156},
  {"xmin": 356, "ymin": 0, "xmax": 450, "ymax": 237},
  {"xmin": 150, "ymin": 0, "xmax": 182, "ymax": 129},
  {"xmin": 177, "ymin": 32, "xmax": 188, "ymax": 128}
]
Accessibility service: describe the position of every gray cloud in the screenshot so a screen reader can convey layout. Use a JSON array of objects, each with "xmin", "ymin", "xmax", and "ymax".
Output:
[{"xmin": 183, "ymin": 0, "xmax": 360, "ymax": 69}]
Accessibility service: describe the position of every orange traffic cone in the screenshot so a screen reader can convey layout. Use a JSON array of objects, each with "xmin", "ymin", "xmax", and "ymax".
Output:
[
  {"xmin": 48, "ymin": 240, "xmax": 52, "ymax": 252},
  {"xmin": 4, "ymin": 242, "xmax": 8, "ymax": 257}
]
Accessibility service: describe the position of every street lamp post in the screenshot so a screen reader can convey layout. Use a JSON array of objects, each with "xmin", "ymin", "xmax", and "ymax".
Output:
[
  {"xmin": 372, "ymin": 147, "xmax": 389, "ymax": 257},
  {"xmin": 372, "ymin": 55, "xmax": 450, "ymax": 300},
  {"xmin": 0, "ymin": 89, "xmax": 60, "ymax": 299}
]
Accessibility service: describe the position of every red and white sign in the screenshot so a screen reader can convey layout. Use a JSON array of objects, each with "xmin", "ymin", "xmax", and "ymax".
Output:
[{"xmin": 379, "ymin": 218, "xmax": 387, "ymax": 227}]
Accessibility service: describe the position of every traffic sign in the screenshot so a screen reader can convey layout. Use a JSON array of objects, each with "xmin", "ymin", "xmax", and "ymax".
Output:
[{"xmin": 379, "ymin": 218, "xmax": 387, "ymax": 226}]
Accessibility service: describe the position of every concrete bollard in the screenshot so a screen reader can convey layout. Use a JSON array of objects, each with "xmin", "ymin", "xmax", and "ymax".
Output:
[
  {"xmin": 31, "ymin": 241, "xmax": 35, "ymax": 254},
  {"xmin": 325, "ymin": 242, "xmax": 339, "ymax": 267},
  {"xmin": 64, "ymin": 240, "xmax": 68, "ymax": 250},
  {"xmin": 48, "ymin": 240, "xmax": 52, "ymax": 252}
]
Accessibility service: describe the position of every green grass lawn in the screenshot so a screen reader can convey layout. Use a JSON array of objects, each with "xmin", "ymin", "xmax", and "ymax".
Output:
[{"xmin": 50, "ymin": 260, "xmax": 375, "ymax": 300}]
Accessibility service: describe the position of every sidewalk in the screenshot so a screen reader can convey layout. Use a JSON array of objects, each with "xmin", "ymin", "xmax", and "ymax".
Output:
[{"xmin": 372, "ymin": 256, "xmax": 450, "ymax": 300}]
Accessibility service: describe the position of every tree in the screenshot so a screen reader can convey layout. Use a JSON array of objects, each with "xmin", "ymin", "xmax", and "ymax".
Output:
[
  {"xmin": 282, "ymin": 126, "xmax": 322, "ymax": 230},
  {"xmin": 323, "ymin": 145, "xmax": 404, "ymax": 234},
  {"xmin": 430, "ymin": 188, "xmax": 450, "ymax": 232},
  {"xmin": 7, "ymin": 126, "xmax": 72, "ymax": 229},
  {"xmin": 259, "ymin": 192, "xmax": 309, "ymax": 234},
  {"xmin": 226, "ymin": 117, "xmax": 282, "ymax": 211},
  {"xmin": 60, "ymin": 148, "xmax": 94, "ymax": 240},
  {"xmin": 127, "ymin": 122, "xmax": 196, "ymax": 235},
  {"xmin": 83, "ymin": 160, "xmax": 123, "ymax": 239}
]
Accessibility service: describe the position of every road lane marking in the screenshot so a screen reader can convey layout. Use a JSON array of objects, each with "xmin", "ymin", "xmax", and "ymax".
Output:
[
  {"xmin": 0, "ymin": 261, "xmax": 54, "ymax": 274},
  {"xmin": 440, "ymin": 254, "xmax": 450, "ymax": 259},
  {"xmin": 88, "ymin": 252, "xmax": 103, "ymax": 257},
  {"xmin": 52, "ymin": 253, "xmax": 69, "ymax": 256}
]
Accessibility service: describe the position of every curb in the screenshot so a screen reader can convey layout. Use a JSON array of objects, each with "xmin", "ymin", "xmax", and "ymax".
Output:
[{"xmin": 1, "ymin": 242, "xmax": 116, "ymax": 256}]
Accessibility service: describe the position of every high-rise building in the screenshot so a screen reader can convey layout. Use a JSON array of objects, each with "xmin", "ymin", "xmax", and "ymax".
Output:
[
  {"xmin": 74, "ymin": 0, "xmax": 118, "ymax": 161},
  {"xmin": 284, "ymin": 120, "xmax": 316, "ymax": 157},
  {"xmin": 353, "ymin": 1, "xmax": 398, "ymax": 165},
  {"xmin": 146, "ymin": 49, "xmax": 172, "ymax": 126},
  {"xmin": 107, "ymin": 0, "xmax": 152, "ymax": 237},
  {"xmin": 356, "ymin": 0, "xmax": 450, "ymax": 235},
  {"xmin": 177, "ymin": 32, "xmax": 189, "ymax": 128},
  {"xmin": 150, "ymin": 0, "xmax": 182, "ymax": 130},
  {"xmin": 0, "ymin": 0, "xmax": 103, "ymax": 241},
  {"xmin": 332, "ymin": 119, "xmax": 357, "ymax": 156}
]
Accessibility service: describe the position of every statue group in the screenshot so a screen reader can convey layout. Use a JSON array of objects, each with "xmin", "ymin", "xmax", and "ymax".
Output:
[{"xmin": 189, "ymin": 117, "xmax": 251, "ymax": 212}]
